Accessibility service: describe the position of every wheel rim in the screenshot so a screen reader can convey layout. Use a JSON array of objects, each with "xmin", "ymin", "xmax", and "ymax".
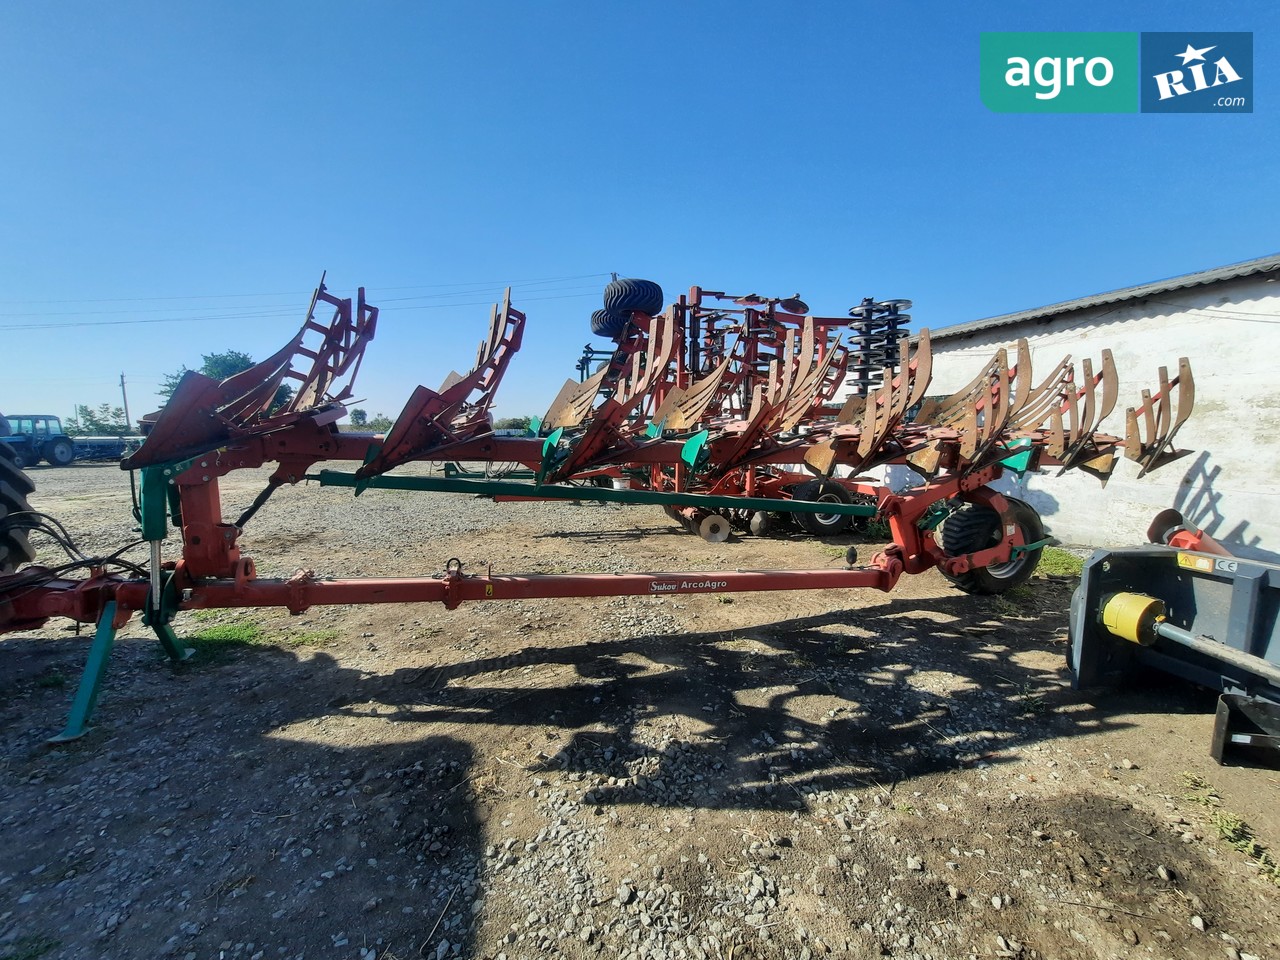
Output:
[
  {"xmin": 982, "ymin": 524, "xmax": 1031, "ymax": 579},
  {"xmin": 812, "ymin": 493, "xmax": 846, "ymax": 528}
]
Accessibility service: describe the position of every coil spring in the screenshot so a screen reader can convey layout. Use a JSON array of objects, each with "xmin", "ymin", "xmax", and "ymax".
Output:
[{"xmin": 846, "ymin": 297, "xmax": 912, "ymax": 396}]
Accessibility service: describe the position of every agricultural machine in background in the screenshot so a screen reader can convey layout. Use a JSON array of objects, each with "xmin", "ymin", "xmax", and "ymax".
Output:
[
  {"xmin": 0, "ymin": 413, "xmax": 140, "ymax": 467},
  {"xmin": 0, "ymin": 275, "xmax": 1197, "ymax": 740}
]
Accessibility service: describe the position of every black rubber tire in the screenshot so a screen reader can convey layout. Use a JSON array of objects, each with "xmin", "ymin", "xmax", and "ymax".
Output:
[
  {"xmin": 940, "ymin": 496, "xmax": 1044, "ymax": 595},
  {"xmin": 0, "ymin": 444, "xmax": 37, "ymax": 575},
  {"xmin": 5, "ymin": 444, "xmax": 27, "ymax": 470},
  {"xmin": 603, "ymin": 278, "xmax": 664, "ymax": 317},
  {"xmin": 45, "ymin": 438, "xmax": 75, "ymax": 466},
  {"xmin": 793, "ymin": 480, "xmax": 854, "ymax": 536},
  {"xmin": 591, "ymin": 308, "xmax": 631, "ymax": 339}
]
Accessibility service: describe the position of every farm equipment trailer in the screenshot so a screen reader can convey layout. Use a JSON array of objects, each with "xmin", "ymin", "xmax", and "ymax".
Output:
[{"xmin": 0, "ymin": 276, "xmax": 1195, "ymax": 740}]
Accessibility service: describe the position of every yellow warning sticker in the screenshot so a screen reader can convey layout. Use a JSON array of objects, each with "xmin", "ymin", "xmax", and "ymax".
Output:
[{"xmin": 1176, "ymin": 552, "xmax": 1215, "ymax": 573}]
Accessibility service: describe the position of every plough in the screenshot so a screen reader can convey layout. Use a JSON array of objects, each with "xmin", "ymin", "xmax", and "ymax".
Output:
[{"xmin": 0, "ymin": 276, "xmax": 1195, "ymax": 740}]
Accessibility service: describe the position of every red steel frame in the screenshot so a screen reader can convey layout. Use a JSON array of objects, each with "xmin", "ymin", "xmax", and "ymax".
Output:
[
  {"xmin": 2, "ymin": 278, "xmax": 1193, "ymax": 637},
  {"xmin": 8, "ymin": 461, "xmax": 1020, "ymax": 629}
]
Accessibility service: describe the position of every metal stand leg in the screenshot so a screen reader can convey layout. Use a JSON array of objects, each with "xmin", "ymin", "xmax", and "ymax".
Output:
[
  {"xmin": 153, "ymin": 622, "xmax": 194, "ymax": 662},
  {"xmin": 48, "ymin": 601, "xmax": 119, "ymax": 744}
]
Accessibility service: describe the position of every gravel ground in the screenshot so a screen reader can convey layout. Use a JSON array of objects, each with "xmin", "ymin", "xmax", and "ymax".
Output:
[{"xmin": 1, "ymin": 462, "xmax": 1278, "ymax": 960}]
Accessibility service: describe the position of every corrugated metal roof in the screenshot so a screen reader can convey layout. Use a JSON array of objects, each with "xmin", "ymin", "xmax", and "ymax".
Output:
[{"xmin": 932, "ymin": 252, "xmax": 1280, "ymax": 341}]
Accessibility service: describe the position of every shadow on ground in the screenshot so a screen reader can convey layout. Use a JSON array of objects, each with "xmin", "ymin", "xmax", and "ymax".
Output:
[{"xmin": 0, "ymin": 581, "xmax": 1229, "ymax": 960}]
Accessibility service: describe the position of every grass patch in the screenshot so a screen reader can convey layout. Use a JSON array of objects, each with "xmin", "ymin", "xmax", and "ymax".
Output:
[
  {"xmin": 286, "ymin": 629, "xmax": 339, "ymax": 647},
  {"xmin": 182, "ymin": 618, "xmax": 340, "ymax": 663},
  {"xmin": 0, "ymin": 936, "xmax": 61, "ymax": 960},
  {"xmin": 186, "ymin": 621, "xmax": 270, "ymax": 664},
  {"xmin": 989, "ymin": 585, "xmax": 1037, "ymax": 618},
  {"xmin": 1181, "ymin": 772, "xmax": 1280, "ymax": 886},
  {"xmin": 864, "ymin": 517, "xmax": 891, "ymax": 539},
  {"xmin": 34, "ymin": 670, "xmax": 68, "ymax": 689},
  {"xmin": 1037, "ymin": 547, "xmax": 1084, "ymax": 579}
]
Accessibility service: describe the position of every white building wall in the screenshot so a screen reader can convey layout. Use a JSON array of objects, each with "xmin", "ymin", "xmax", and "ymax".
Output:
[{"xmin": 892, "ymin": 274, "xmax": 1280, "ymax": 561}]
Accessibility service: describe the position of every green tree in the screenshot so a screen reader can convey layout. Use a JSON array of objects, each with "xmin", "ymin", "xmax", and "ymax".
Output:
[
  {"xmin": 160, "ymin": 349, "xmax": 294, "ymax": 412},
  {"xmin": 367, "ymin": 413, "xmax": 394, "ymax": 432},
  {"xmin": 493, "ymin": 416, "xmax": 532, "ymax": 431},
  {"xmin": 64, "ymin": 403, "xmax": 129, "ymax": 437},
  {"xmin": 349, "ymin": 408, "xmax": 368, "ymax": 427}
]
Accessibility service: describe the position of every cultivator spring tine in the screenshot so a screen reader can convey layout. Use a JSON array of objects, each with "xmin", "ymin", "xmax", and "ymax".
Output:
[{"xmin": 1125, "ymin": 358, "xmax": 1195, "ymax": 477}]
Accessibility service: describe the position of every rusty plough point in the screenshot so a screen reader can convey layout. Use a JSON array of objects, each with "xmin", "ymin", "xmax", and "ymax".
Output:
[
  {"xmin": 359, "ymin": 290, "xmax": 525, "ymax": 477},
  {"xmin": 126, "ymin": 278, "xmax": 378, "ymax": 469},
  {"xmin": 1125, "ymin": 357, "xmax": 1195, "ymax": 478}
]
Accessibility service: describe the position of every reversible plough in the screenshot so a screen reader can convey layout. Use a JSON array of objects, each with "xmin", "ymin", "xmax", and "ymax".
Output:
[{"xmin": 0, "ymin": 277, "xmax": 1195, "ymax": 740}]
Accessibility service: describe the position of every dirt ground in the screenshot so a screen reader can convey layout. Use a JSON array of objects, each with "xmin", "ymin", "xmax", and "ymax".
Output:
[{"xmin": 1, "ymin": 463, "xmax": 1277, "ymax": 960}]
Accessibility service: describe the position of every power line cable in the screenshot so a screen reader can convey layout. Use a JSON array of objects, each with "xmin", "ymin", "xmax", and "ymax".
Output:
[
  {"xmin": 0, "ymin": 271, "xmax": 613, "ymax": 306},
  {"xmin": 0, "ymin": 291, "xmax": 601, "ymax": 330}
]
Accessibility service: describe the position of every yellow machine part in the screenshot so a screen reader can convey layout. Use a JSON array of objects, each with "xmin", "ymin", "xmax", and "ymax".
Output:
[{"xmin": 1101, "ymin": 592, "xmax": 1166, "ymax": 646}]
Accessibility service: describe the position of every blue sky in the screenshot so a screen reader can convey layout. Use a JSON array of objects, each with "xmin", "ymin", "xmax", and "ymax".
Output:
[{"xmin": 1, "ymin": 1, "xmax": 1275, "ymax": 425}]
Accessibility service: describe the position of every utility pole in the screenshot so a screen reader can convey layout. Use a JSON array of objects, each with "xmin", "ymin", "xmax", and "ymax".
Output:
[{"xmin": 119, "ymin": 373, "xmax": 132, "ymax": 433}]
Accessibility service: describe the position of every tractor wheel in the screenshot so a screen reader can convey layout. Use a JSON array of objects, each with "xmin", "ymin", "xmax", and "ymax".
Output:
[
  {"xmin": 940, "ymin": 496, "xmax": 1044, "ymax": 595},
  {"xmin": 0, "ymin": 443, "xmax": 37, "ymax": 575},
  {"xmin": 591, "ymin": 308, "xmax": 630, "ymax": 339},
  {"xmin": 603, "ymin": 278, "xmax": 665, "ymax": 317},
  {"xmin": 794, "ymin": 480, "xmax": 854, "ymax": 536},
  {"xmin": 45, "ymin": 438, "xmax": 75, "ymax": 466}
]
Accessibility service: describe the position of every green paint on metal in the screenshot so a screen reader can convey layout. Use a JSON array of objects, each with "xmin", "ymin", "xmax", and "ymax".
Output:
[
  {"xmin": 527, "ymin": 415, "xmax": 542, "ymax": 437},
  {"xmin": 999, "ymin": 439, "xmax": 1034, "ymax": 474},
  {"xmin": 312, "ymin": 469, "xmax": 878, "ymax": 517},
  {"xmin": 139, "ymin": 571, "xmax": 193, "ymax": 661},
  {"xmin": 1010, "ymin": 536, "xmax": 1053, "ymax": 556},
  {"xmin": 48, "ymin": 602, "xmax": 119, "ymax": 744},
  {"xmin": 680, "ymin": 430, "xmax": 709, "ymax": 471},
  {"xmin": 138, "ymin": 467, "xmax": 170, "ymax": 541},
  {"xmin": 355, "ymin": 444, "xmax": 382, "ymax": 496},
  {"xmin": 919, "ymin": 502, "xmax": 949, "ymax": 531},
  {"xmin": 644, "ymin": 420, "xmax": 662, "ymax": 439},
  {"xmin": 536, "ymin": 427, "xmax": 565, "ymax": 485},
  {"xmin": 152, "ymin": 622, "xmax": 194, "ymax": 663}
]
